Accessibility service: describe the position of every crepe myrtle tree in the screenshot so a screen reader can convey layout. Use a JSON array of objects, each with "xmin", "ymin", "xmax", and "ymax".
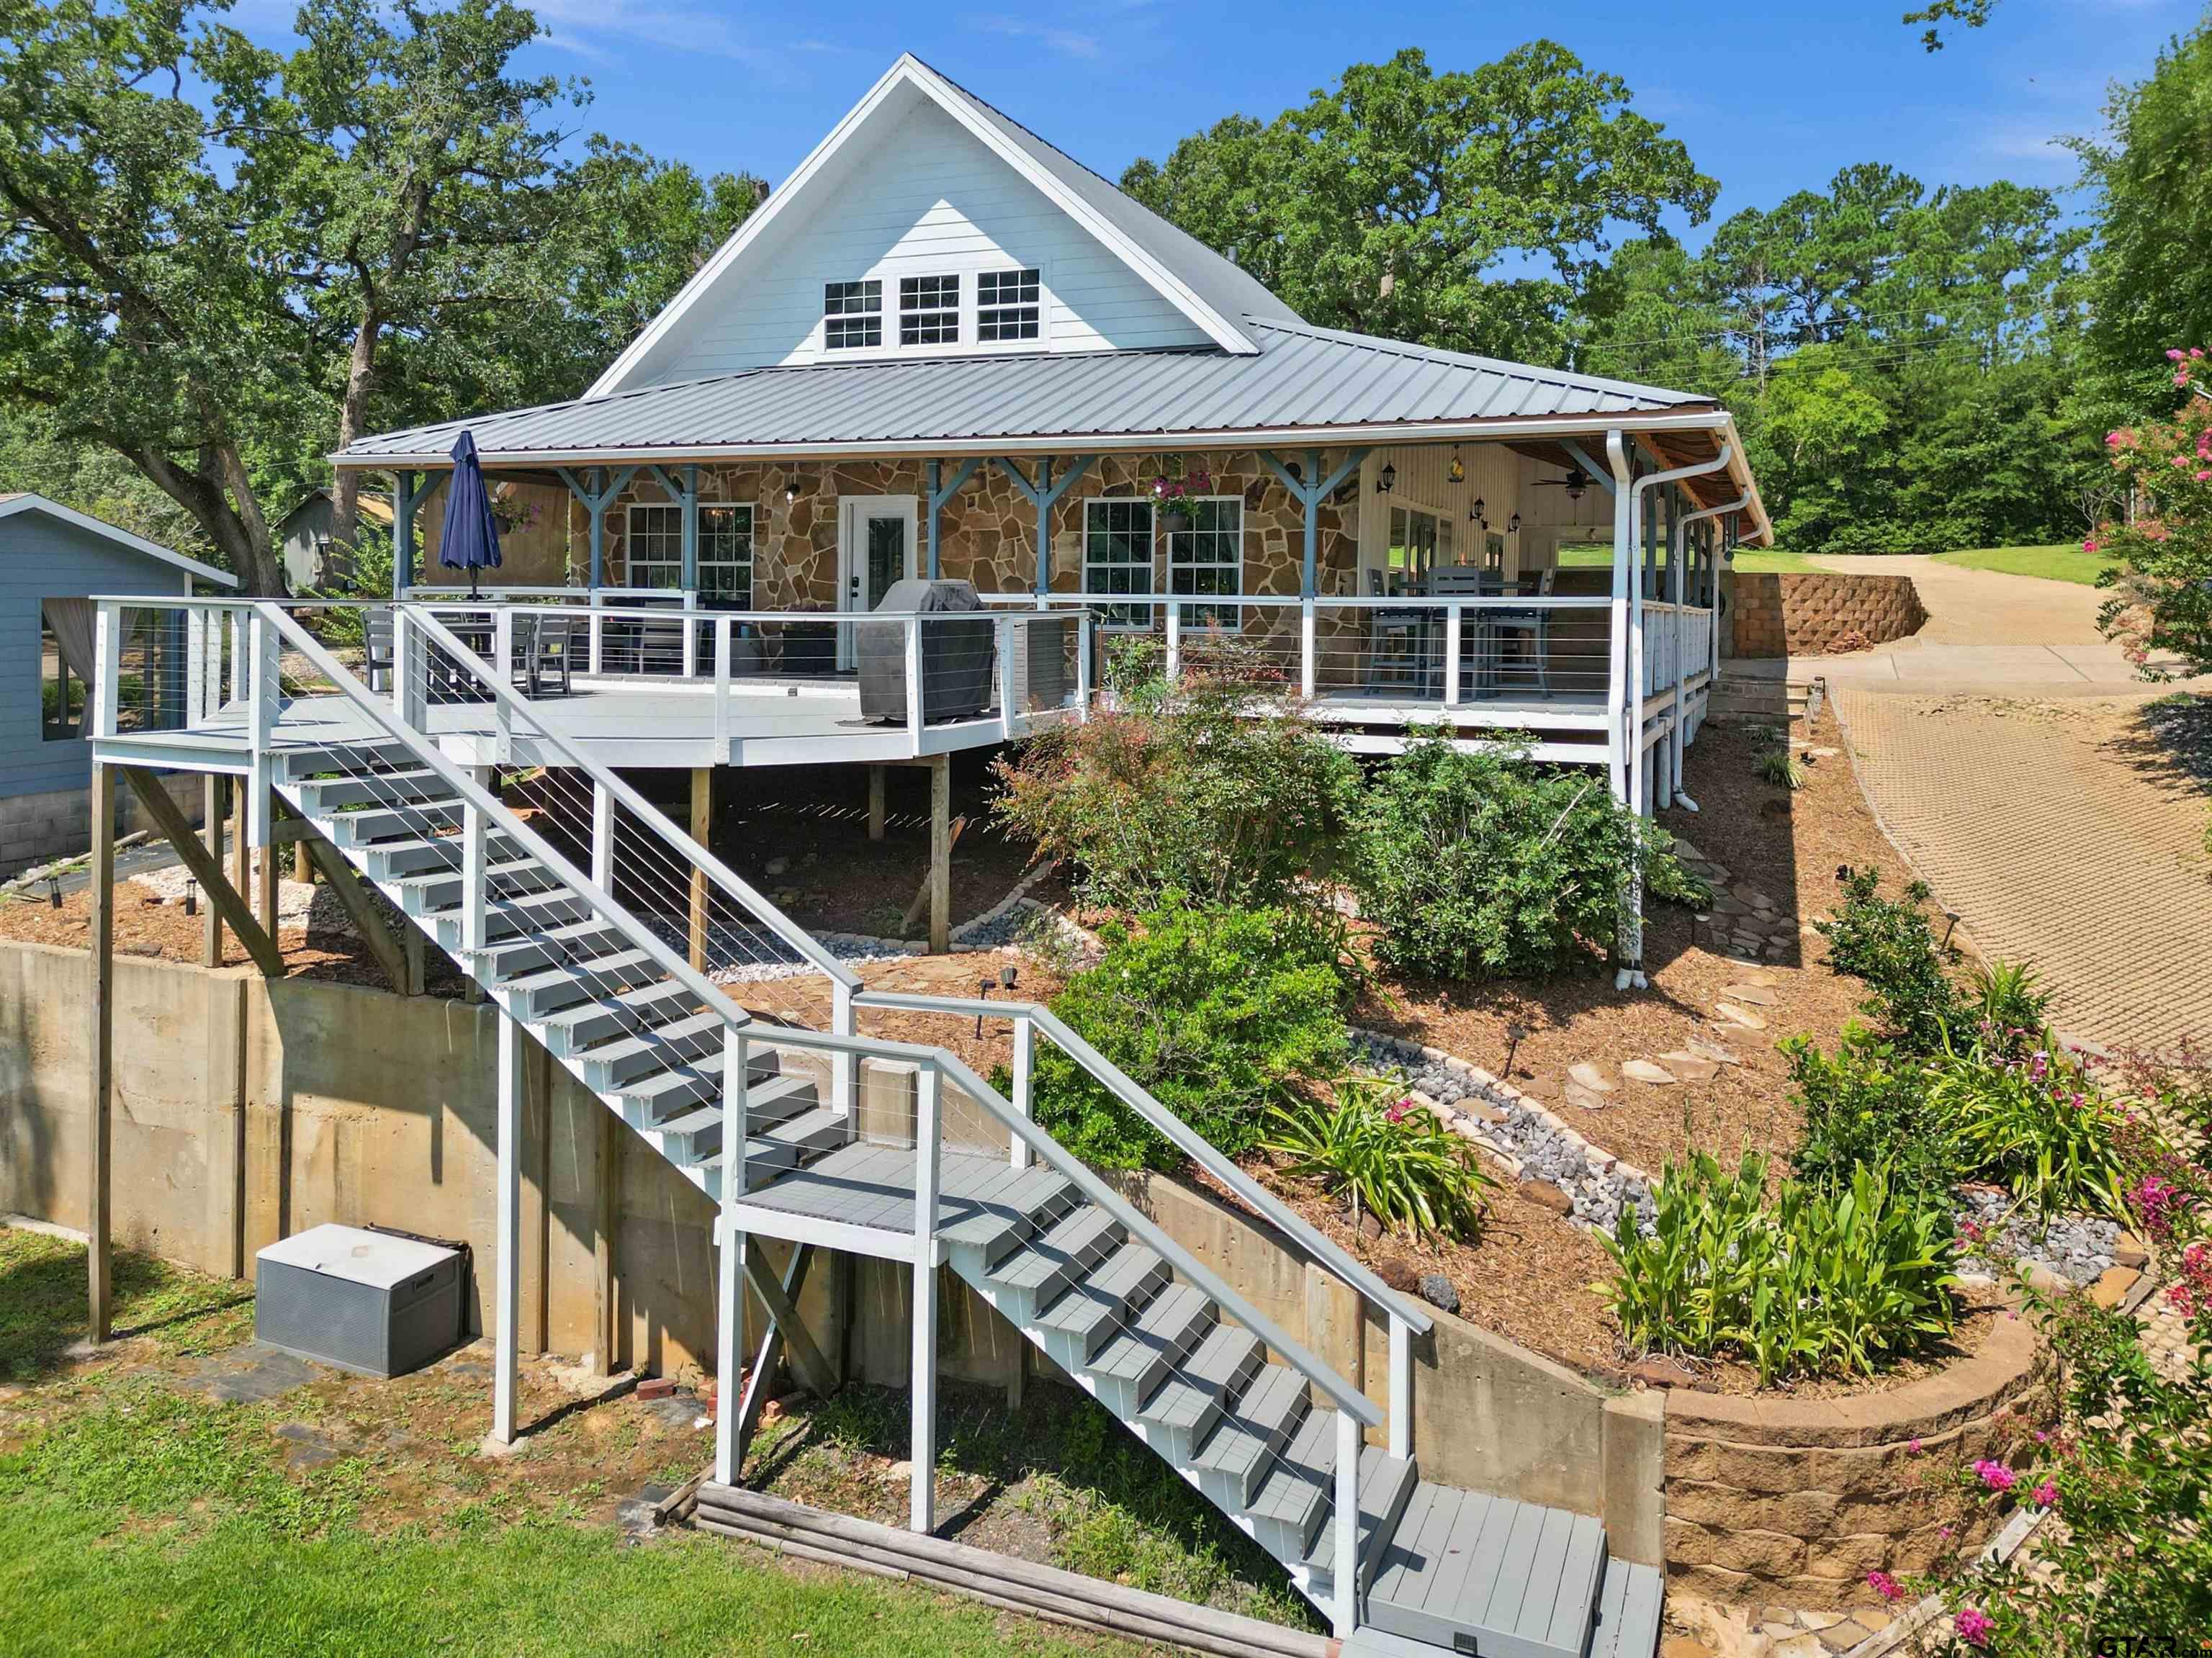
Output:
[{"xmin": 2090, "ymin": 350, "xmax": 2212, "ymax": 680}]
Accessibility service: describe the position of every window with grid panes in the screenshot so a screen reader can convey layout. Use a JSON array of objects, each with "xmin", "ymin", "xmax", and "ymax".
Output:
[
  {"xmin": 1084, "ymin": 498, "xmax": 1154, "ymax": 628},
  {"xmin": 626, "ymin": 504, "xmax": 683, "ymax": 588},
  {"xmin": 1167, "ymin": 498, "xmax": 1244, "ymax": 630},
  {"xmin": 899, "ymin": 274, "xmax": 959, "ymax": 346},
  {"xmin": 977, "ymin": 267, "xmax": 1040, "ymax": 341},
  {"xmin": 698, "ymin": 504, "xmax": 753, "ymax": 607},
  {"xmin": 823, "ymin": 279, "xmax": 882, "ymax": 349}
]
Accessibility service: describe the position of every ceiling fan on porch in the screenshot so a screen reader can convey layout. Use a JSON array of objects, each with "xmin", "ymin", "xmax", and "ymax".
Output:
[{"xmin": 1532, "ymin": 464, "xmax": 1595, "ymax": 503}]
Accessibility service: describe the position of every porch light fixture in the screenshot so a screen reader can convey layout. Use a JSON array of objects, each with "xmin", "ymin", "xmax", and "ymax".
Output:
[
  {"xmin": 184, "ymin": 878, "xmax": 198, "ymax": 917},
  {"xmin": 1375, "ymin": 462, "xmax": 1396, "ymax": 495},
  {"xmin": 1508, "ymin": 512, "xmax": 1521, "ymax": 533},
  {"xmin": 1447, "ymin": 451, "xmax": 1465, "ymax": 485},
  {"xmin": 46, "ymin": 875, "xmax": 62, "ymax": 911},
  {"xmin": 1469, "ymin": 495, "xmax": 1486, "ymax": 528},
  {"xmin": 1282, "ymin": 459, "xmax": 1302, "ymax": 485},
  {"xmin": 785, "ymin": 476, "xmax": 800, "ymax": 503}
]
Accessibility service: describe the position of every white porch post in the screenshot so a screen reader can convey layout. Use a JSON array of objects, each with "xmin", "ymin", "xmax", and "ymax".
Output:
[
  {"xmin": 492, "ymin": 1006, "xmax": 521, "ymax": 1444},
  {"xmin": 910, "ymin": 1061, "xmax": 943, "ymax": 1533},
  {"xmin": 715, "ymin": 1027, "xmax": 750, "ymax": 1486},
  {"xmin": 1010, "ymin": 1013, "xmax": 1034, "ymax": 1171},
  {"xmin": 1388, "ymin": 1312, "xmax": 1412, "ymax": 1461},
  {"xmin": 1333, "ymin": 1408, "xmax": 1359, "ymax": 1636},
  {"xmin": 1602, "ymin": 431, "xmax": 1633, "ymax": 807}
]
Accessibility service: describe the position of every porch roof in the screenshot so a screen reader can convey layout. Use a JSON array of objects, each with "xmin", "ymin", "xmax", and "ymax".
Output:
[{"xmin": 335, "ymin": 320, "xmax": 1767, "ymax": 535}]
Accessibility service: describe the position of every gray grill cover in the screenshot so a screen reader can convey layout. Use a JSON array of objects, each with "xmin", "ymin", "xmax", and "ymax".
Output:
[
  {"xmin": 858, "ymin": 579, "xmax": 994, "ymax": 724},
  {"xmin": 254, "ymin": 1223, "xmax": 467, "ymax": 1377}
]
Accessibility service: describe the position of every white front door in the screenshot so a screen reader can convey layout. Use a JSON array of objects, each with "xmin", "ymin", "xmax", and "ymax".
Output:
[{"xmin": 836, "ymin": 495, "xmax": 919, "ymax": 669}]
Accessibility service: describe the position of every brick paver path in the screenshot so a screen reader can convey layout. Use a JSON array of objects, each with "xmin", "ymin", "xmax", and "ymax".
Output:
[{"xmin": 1833, "ymin": 690, "xmax": 2209, "ymax": 1050}]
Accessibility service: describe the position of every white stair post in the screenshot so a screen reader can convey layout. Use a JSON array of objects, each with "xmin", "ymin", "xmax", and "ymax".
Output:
[
  {"xmin": 493, "ymin": 1006, "xmax": 521, "ymax": 1444},
  {"xmin": 1388, "ymin": 1313, "xmax": 1412, "ymax": 1461},
  {"xmin": 1075, "ymin": 612, "xmax": 1094, "ymax": 718},
  {"xmin": 590, "ymin": 780, "xmax": 614, "ymax": 893},
  {"xmin": 714, "ymin": 617, "xmax": 732, "ymax": 758},
  {"xmin": 997, "ymin": 613, "xmax": 1017, "ymax": 738},
  {"xmin": 462, "ymin": 798, "xmax": 487, "ymax": 958},
  {"xmin": 831, "ymin": 980, "xmax": 855, "ymax": 1122},
  {"xmin": 1334, "ymin": 1407, "xmax": 1359, "ymax": 1637},
  {"xmin": 909, "ymin": 1060, "xmax": 942, "ymax": 1533},
  {"xmin": 1300, "ymin": 598, "xmax": 1317, "ymax": 699},
  {"xmin": 1443, "ymin": 602, "xmax": 1463, "ymax": 708},
  {"xmin": 247, "ymin": 606, "xmax": 278, "ymax": 846},
  {"xmin": 904, "ymin": 616, "xmax": 925, "ymax": 752},
  {"xmin": 1010, "ymin": 1013, "xmax": 1033, "ymax": 1171},
  {"xmin": 715, "ymin": 1027, "xmax": 750, "ymax": 1486}
]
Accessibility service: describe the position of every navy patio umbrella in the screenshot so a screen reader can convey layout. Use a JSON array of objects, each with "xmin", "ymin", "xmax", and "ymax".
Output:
[{"xmin": 439, "ymin": 431, "xmax": 503, "ymax": 598}]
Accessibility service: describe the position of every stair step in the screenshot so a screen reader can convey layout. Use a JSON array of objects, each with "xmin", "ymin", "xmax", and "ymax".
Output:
[
  {"xmin": 1080, "ymin": 1284, "xmax": 1213, "ymax": 1414},
  {"xmin": 578, "ymin": 1012, "xmax": 766, "ymax": 1091},
  {"xmin": 757, "ymin": 1103, "xmax": 849, "ymax": 1161},
  {"xmin": 500, "ymin": 950, "xmax": 659, "ymax": 1019},
  {"xmin": 652, "ymin": 1112, "xmax": 804, "ymax": 1184},
  {"xmin": 536, "ymin": 981, "xmax": 706, "ymax": 1055},
  {"xmin": 1585, "ymin": 1556, "xmax": 1662, "ymax": 1658},
  {"xmin": 467, "ymin": 919, "xmax": 630, "ymax": 982},
  {"xmin": 1035, "ymin": 1240, "xmax": 1169, "ymax": 1365},
  {"xmin": 361, "ymin": 830, "xmax": 524, "ymax": 880},
  {"xmin": 981, "ymin": 1205, "xmax": 1123, "ymax": 1322},
  {"xmin": 1293, "ymin": 1442, "xmax": 1419, "ymax": 1596},
  {"xmin": 1134, "ymin": 1322, "xmax": 1264, "ymax": 1459},
  {"xmin": 432, "ymin": 887, "xmax": 595, "ymax": 950},
  {"xmin": 278, "ymin": 742, "xmax": 413, "ymax": 783},
  {"xmin": 937, "ymin": 1168, "xmax": 1078, "ymax": 1266},
  {"xmin": 1363, "ymin": 1488, "xmax": 1614, "ymax": 1658},
  {"xmin": 621, "ymin": 1064, "xmax": 815, "ymax": 1129},
  {"xmin": 392, "ymin": 857, "xmax": 557, "ymax": 917},
  {"xmin": 326, "ymin": 798, "xmax": 464, "ymax": 847},
  {"xmin": 1192, "ymin": 1363, "xmax": 1310, "ymax": 1508},
  {"xmin": 289, "ymin": 767, "xmax": 443, "ymax": 813}
]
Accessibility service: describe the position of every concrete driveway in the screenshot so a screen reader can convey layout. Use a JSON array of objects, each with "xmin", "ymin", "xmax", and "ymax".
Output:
[{"xmin": 1779, "ymin": 555, "xmax": 2211, "ymax": 1053}]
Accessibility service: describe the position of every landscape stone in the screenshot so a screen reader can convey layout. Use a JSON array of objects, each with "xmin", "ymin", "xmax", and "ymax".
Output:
[
  {"xmin": 1686, "ymin": 1038, "xmax": 1743, "ymax": 1065},
  {"xmin": 1418, "ymin": 1274, "xmax": 1460, "ymax": 1315},
  {"xmin": 1715, "ymin": 1002, "xmax": 1768, "ymax": 1030},
  {"xmin": 1564, "ymin": 1081, "xmax": 1612, "ymax": 1112},
  {"xmin": 1658, "ymin": 1051, "xmax": 1724, "ymax": 1082},
  {"xmin": 1519, "ymin": 1179, "xmax": 1575, "ymax": 1215},
  {"xmin": 1568, "ymin": 1062, "xmax": 1616, "ymax": 1092},
  {"xmin": 1721, "ymin": 983, "xmax": 1779, "ymax": 1006},
  {"xmin": 1622, "ymin": 1059, "xmax": 1678, "ymax": 1085}
]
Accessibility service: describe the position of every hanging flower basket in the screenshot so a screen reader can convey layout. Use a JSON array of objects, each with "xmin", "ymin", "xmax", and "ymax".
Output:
[{"xmin": 1151, "ymin": 467, "xmax": 1213, "ymax": 534}]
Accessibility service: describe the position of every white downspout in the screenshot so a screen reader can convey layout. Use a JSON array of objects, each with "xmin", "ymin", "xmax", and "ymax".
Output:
[{"xmin": 1617, "ymin": 443, "xmax": 1735, "ymax": 990}]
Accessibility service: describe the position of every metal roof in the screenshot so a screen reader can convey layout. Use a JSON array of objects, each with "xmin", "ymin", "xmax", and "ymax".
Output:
[
  {"xmin": 338, "ymin": 319, "xmax": 1719, "ymax": 469},
  {"xmin": 0, "ymin": 492, "xmax": 238, "ymax": 586}
]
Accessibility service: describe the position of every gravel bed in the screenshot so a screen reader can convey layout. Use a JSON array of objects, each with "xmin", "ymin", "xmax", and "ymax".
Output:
[{"xmin": 1954, "ymin": 1186, "xmax": 2120, "ymax": 1285}]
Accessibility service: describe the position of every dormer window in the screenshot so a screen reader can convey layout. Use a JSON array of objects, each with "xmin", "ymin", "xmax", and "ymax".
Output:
[
  {"xmin": 823, "ymin": 280, "xmax": 882, "ymax": 349},
  {"xmin": 899, "ymin": 275, "xmax": 960, "ymax": 346},
  {"xmin": 978, "ymin": 268, "xmax": 1041, "ymax": 342}
]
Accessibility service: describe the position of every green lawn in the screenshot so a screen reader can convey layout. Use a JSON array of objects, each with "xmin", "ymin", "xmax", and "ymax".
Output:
[
  {"xmin": 0, "ymin": 1227, "xmax": 1148, "ymax": 1658},
  {"xmin": 1552, "ymin": 542, "xmax": 1814, "ymax": 572},
  {"xmin": 1933, "ymin": 542, "xmax": 2111, "ymax": 586}
]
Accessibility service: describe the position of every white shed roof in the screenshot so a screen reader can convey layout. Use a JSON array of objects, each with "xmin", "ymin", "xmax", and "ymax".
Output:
[{"xmin": 0, "ymin": 493, "xmax": 237, "ymax": 587}]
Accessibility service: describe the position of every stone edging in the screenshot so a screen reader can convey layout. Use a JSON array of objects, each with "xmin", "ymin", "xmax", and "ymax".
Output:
[{"xmin": 1348, "ymin": 1026, "xmax": 1657, "ymax": 1235}]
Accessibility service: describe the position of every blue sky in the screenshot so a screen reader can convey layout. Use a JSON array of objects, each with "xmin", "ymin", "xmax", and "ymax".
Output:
[{"xmin": 240, "ymin": 0, "xmax": 2199, "ymax": 238}]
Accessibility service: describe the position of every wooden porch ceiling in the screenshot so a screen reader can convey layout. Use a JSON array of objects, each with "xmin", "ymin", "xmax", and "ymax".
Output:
[{"xmin": 1504, "ymin": 431, "xmax": 1744, "ymax": 515}]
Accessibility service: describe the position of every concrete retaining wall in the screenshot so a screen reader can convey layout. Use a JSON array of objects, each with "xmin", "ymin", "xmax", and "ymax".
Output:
[
  {"xmin": 1727, "ymin": 572, "xmax": 1925, "ymax": 659},
  {"xmin": 1, "ymin": 771, "xmax": 202, "ymax": 881},
  {"xmin": 0, "ymin": 937, "xmax": 1666, "ymax": 1562},
  {"xmin": 1660, "ymin": 1310, "xmax": 2049, "ymax": 1609}
]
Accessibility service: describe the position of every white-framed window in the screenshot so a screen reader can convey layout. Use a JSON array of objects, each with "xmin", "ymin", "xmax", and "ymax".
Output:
[
  {"xmin": 1167, "ymin": 497, "xmax": 1244, "ymax": 631},
  {"xmin": 899, "ymin": 274, "xmax": 959, "ymax": 346},
  {"xmin": 1383, "ymin": 504, "xmax": 1454, "ymax": 596},
  {"xmin": 978, "ymin": 267, "xmax": 1041, "ymax": 342},
  {"xmin": 698, "ymin": 503, "xmax": 754, "ymax": 608},
  {"xmin": 624, "ymin": 503, "xmax": 754, "ymax": 606},
  {"xmin": 627, "ymin": 503, "xmax": 683, "ymax": 589},
  {"xmin": 823, "ymin": 279, "xmax": 882, "ymax": 349},
  {"xmin": 1083, "ymin": 497, "xmax": 1154, "ymax": 628}
]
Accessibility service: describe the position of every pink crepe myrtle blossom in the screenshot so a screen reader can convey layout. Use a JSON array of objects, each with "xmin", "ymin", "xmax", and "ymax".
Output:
[
  {"xmin": 1973, "ymin": 1459, "xmax": 2017, "ymax": 1492},
  {"xmin": 1866, "ymin": 1570, "xmax": 1905, "ymax": 1603},
  {"xmin": 1955, "ymin": 1605, "xmax": 1995, "ymax": 1647},
  {"xmin": 2031, "ymin": 1481, "xmax": 2059, "ymax": 1508},
  {"xmin": 2169, "ymin": 348, "xmax": 2188, "ymax": 361},
  {"xmin": 1908, "ymin": 1437, "xmax": 1924, "ymax": 1454}
]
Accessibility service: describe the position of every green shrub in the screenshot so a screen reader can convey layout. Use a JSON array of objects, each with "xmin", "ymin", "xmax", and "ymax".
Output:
[
  {"xmin": 1264, "ymin": 1080, "xmax": 1496, "ymax": 1240},
  {"xmin": 1966, "ymin": 958, "xmax": 2054, "ymax": 1047},
  {"xmin": 1816, "ymin": 868, "xmax": 1963, "ymax": 1050},
  {"xmin": 1786, "ymin": 1026, "xmax": 1961, "ymax": 1203},
  {"xmin": 1929, "ymin": 1037, "xmax": 2134, "ymax": 1221},
  {"xmin": 992, "ymin": 644, "xmax": 1355, "ymax": 914},
  {"xmin": 1755, "ymin": 745, "xmax": 1807, "ymax": 789},
  {"xmin": 1602, "ymin": 1150, "xmax": 1959, "ymax": 1384},
  {"xmin": 1026, "ymin": 901, "xmax": 1350, "ymax": 1171},
  {"xmin": 1345, "ymin": 731, "xmax": 1705, "ymax": 981}
]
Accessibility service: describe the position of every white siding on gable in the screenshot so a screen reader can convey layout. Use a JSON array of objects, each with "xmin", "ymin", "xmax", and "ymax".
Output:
[{"xmin": 624, "ymin": 94, "xmax": 1210, "ymax": 386}]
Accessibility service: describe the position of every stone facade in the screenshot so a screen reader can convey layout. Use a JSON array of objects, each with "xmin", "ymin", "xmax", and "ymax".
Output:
[
  {"xmin": 1660, "ymin": 1307, "xmax": 2049, "ymax": 1610},
  {"xmin": 1727, "ymin": 572, "xmax": 1926, "ymax": 659}
]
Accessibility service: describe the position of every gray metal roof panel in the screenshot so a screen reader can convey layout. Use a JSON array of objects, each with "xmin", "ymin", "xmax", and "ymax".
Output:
[{"xmin": 340, "ymin": 320, "xmax": 1713, "ymax": 463}]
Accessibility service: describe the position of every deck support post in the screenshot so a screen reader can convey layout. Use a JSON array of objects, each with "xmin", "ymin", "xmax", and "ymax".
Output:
[
  {"xmin": 867, "ymin": 765, "xmax": 886, "ymax": 842},
  {"xmin": 257, "ymin": 791, "xmax": 280, "ymax": 944},
  {"xmin": 992, "ymin": 456, "xmax": 1094, "ymax": 598},
  {"xmin": 202, "ymin": 775, "xmax": 225, "ymax": 965},
  {"xmin": 910, "ymin": 1063, "xmax": 943, "ymax": 1534},
  {"xmin": 927, "ymin": 754, "xmax": 950, "ymax": 955},
  {"xmin": 1259, "ymin": 447, "xmax": 1369, "ymax": 598},
  {"xmin": 391, "ymin": 470, "xmax": 421, "ymax": 598},
  {"xmin": 925, "ymin": 459, "xmax": 981, "ymax": 581},
  {"xmin": 595, "ymin": 1106, "xmax": 619, "ymax": 1375},
  {"xmin": 689, "ymin": 766, "xmax": 713, "ymax": 970},
  {"xmin": 1333, "ymin": 1408, "xmax": 1359, "ymax": 1637},
  {"xmin": 120, "ymin": 767, "xmax": 283, "ymax": 977},
  {"xmin": 493, "ymin": 1006, "xmax": 522, "ymax": 1446},
  {"xmin": 87, "ymin": 760, "xmax": 115, "ymax": 1343}
]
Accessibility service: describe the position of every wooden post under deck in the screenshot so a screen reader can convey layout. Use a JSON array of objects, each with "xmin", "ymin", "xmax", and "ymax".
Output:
[
  {"xmin": 202, "ymin": 775, "xmax": 224, "ymax": 966},
  {"xmin": 689, "ymin": 765, "xmax": 713, "ymax": 970},
  {"xmin": 86, "ymin": 762, "xmax": 115, "ymax": 1342},
  {"xmin": 868, "ymin": 765, "xmax": 886, "ymax": 842},
  {"xmin": 256, "ymin": 791, "xmax": 280, "ymax": 952},
  {"xmin": 594, "ymin": 1107, "xmax": 619, "ymax": 1376},
  {"xmin": 927, "ymin": 755, "xmax": 950, "ymax": 955}
]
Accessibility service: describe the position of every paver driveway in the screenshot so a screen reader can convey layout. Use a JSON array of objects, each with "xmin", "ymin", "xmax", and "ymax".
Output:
[{"xmin": 1791, "ymin": 556, "xmax": 2211, "ymax": 1053}]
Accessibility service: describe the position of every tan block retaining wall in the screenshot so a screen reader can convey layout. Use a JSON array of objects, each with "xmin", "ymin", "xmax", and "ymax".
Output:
[
  {"xmin": 1660, "ymin": 1308, "xmax": 2049, "ymax": 1609},
  {"xmin": 1727, "ymin": 572, "xmax": 1926, "ymax": 658}
]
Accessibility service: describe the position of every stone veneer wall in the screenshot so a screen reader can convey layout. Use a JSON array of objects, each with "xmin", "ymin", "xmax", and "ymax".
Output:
[
  {"xmin": 1661, "ymin": 1307, "xmax": 2049, "ymax": 1610},
  {"xmin": 1727, "ymin": 572, "xmax": 1926, "ymax": 658}
]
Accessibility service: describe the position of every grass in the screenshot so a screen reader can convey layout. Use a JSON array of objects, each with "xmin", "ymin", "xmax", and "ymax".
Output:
[
  {"xmin": 0, "ymin": 1227, "xmax": 1149, "ymax": 1658},
  {"xmin": 1934, "ymin": 542, "xmax": 2111, "ymax": 586},
  {"xmin": 1552, "ymin": 542, "xmax": 1815, "ymax": 572}
]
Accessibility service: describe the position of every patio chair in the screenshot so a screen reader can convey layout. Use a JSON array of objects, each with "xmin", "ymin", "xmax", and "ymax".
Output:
[
  {"xmin": 528, "ymin": 613, "xmax": 574, "ymax": 697},
  {"xmin": 1488, "ymin": 568, "xmax": 1555, "ymax": 696},
  {"xmin": 364, "ymin": 608, "xmax": 394, "ymax": 693}
]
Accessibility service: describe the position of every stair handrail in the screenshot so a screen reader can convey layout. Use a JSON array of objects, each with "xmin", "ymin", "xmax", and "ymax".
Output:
[
  {"xmin": 405, "ymin": 601, "xmax": 1430, "ymax": 1338},
  {"xmin": 858, "ymin": 989, "xmax": 1434, "ymax": 1338},
  {"xmin": 402, "ymin": 604, "xmax": 864, "ymax": 996},
  {"xmin": 920, "ymin": 1045, "xmax": 1385, "ymax": 1430}
]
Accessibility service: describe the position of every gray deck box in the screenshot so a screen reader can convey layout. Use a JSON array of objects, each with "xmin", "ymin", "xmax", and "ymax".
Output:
[
  {"xmin": 254, "ymin": 1223, "xmax": 467, "ymax": 1377},
  {"xmin": 857, "ymin": 579, "xmax": 994, "ymax": 724}
]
